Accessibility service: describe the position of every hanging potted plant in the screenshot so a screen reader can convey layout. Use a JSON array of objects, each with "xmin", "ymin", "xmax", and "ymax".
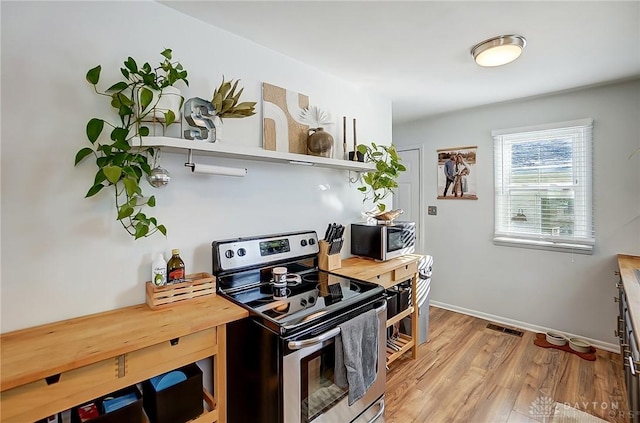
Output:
[
  {"xmin": 356, "ymin": 142, "xmax": 407, "ymax": 218},
  {"xmin": 74, "ymin": 49, "xmax": 188, "ymax": 239}
]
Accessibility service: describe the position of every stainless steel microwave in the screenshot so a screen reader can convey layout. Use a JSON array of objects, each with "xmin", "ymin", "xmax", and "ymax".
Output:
[{"xmin": 351, "ymin": 221, "xmax": 416, "ymax": 261}]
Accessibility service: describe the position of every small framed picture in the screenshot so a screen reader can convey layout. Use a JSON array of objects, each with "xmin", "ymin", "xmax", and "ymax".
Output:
[{"xmin": 437, "ymin": 146, "xmax": 478, "ymax": 200}]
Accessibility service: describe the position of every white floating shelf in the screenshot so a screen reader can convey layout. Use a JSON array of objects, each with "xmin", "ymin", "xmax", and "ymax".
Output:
[{"xmin": 138, "ymin": 137, "xmax": 375, "ymax": 172}]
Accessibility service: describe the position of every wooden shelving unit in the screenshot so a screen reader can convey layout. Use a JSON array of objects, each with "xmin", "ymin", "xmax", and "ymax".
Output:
[
  {"xmin": 331, "ymin": 254, "xmax": 422, "ymax": 366},
  {"xmin": 137, "ymin": 136, "xmax": 376, "ymax": 172},
  {"xmin": 386, "ymin": 333, "xmax": 414, "ymax": 364},
  {"xmin": 0, "ymin": 295, "xmax": 247, "ymax": 423},
  {"xmin": 387, "ymin": 306, "xmax": 414, "ymax": 327}
]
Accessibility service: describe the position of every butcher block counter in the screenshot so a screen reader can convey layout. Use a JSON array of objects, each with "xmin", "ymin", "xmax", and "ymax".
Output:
[
  {"xmin": 332, "ymin": 254, "xmax": 423, "ymax": 365},
  {"xmin": 332, "ymin": 254, "xmax": 423, "ymax": 289},
  {"xmin": 0, "ymin": 294, "xmax": 248, "ymax": 423},
  {"xmin": 618, "ymin": 254, "xmax": 640, "ymax": 347}
]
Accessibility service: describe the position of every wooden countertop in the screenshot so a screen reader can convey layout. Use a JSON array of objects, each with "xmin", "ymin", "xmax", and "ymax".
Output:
[
  {"xmin": 332, "ymin": 254, "xmax": 422, "ymax": 281},
  {"xmin": 619, "ymin": 254, "xmax": 640, "ymax": 347},
  {"xmin": 0, "ymin": 295, "xmax": 247, "ymax": 392}
]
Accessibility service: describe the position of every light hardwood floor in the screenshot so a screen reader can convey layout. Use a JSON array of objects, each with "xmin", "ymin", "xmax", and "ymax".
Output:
[{"xmin": 385, "ymin": 307, "xmax": 628, "ymax": 423}]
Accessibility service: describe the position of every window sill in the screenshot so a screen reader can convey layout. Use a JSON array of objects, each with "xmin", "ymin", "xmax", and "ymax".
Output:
[{"xmin": 493, "ymin": 237, "xmax": 594, "ymax": 255}]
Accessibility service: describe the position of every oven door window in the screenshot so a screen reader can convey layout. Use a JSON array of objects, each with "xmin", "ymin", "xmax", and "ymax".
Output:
[{"xmin": 300, "ymin": 343, "xmax": 347, "ymax": 422}]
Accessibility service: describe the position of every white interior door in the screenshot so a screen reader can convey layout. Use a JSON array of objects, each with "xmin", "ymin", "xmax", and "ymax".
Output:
[{"xmin": 393, "ymin": 148, "xmax": 423, "ymax": 253}]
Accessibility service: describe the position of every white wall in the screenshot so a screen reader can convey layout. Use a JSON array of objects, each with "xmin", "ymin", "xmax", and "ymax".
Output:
[
  {"xmin": 394, "ymin": 79, "xmax": 640, "ymax": 346},
  {"xmin": 0, "ymin": 1, "xmax": 392, "ymax": 332}
]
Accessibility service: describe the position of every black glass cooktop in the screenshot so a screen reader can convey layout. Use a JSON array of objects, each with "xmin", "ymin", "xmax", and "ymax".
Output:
[{"xmin": 218, "ymin": 268, "xmax": 382, "ymax": 330}]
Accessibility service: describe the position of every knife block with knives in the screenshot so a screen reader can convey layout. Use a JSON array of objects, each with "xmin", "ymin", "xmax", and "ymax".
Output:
[
  {"xmin": 318, "ymin": 240, "xmax": 341, "ymax": 271},
  {"xmin": 318, "ymin": 222, "xmax": 344, "ymax": 271}
]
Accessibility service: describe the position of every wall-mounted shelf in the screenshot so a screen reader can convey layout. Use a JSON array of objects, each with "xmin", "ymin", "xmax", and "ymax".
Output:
[{"xmin": 138, "ymin": 137, "xmax": 375, "ymax": 172}]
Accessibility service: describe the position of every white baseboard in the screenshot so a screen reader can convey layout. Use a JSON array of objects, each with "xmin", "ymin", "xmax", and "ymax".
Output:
[{"xmin": 430, "ymin": 301, "xmax": 619, "ymax": 354}]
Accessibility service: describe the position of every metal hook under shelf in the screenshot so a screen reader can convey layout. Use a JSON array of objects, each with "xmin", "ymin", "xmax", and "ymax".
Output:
[
  {"xmin": 150, "ymin": 147, "xmax": 163, "ymax": 169},
  {"xmin": 185, "ymin": 149, "xmax": 195, "ymax": 170},
  {"xmin": 349, "ymin": 170, "xmax": 363, "ymax": 184}
]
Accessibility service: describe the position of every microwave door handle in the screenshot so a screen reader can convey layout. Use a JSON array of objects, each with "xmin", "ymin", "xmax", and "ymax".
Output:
[
  {"xmin": 287, "ymin": 302, "xmax": 387, "ymax": 350},
  {"xmin": 381, "ymin": 227, "xmax": 387, "ymax": 258}
]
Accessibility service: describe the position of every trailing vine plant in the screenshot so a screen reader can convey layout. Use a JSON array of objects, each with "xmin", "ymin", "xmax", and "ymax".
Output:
[{"xmin": 74, "ymin": 49, "xmax": 188, "ymax": 239}]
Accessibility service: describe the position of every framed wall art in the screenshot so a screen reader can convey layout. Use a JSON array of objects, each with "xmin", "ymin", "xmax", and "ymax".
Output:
[
  {"xmin": 262, "ymin": 82, "xmax": 309, "ymax": 154},
  {"xmin": 437, "ymin": 146, "xmax": 478, "ymax": 200}
]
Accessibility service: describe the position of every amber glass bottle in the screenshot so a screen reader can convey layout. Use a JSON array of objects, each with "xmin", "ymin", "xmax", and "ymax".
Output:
[{"xmin": 167, "ymin": 249, "xmax": 185, "ymax": 283}]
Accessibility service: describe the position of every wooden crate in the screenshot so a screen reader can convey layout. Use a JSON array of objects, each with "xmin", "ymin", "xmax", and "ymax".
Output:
[{"xmin": 145, "ymin": 273, "xmax": 216, "ymax": 310}]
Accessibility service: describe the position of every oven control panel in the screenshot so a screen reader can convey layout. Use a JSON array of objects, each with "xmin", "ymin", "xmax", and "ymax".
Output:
[{"xmin": 213, "ymin": 231, "xmax": 319, "ymax": 272}]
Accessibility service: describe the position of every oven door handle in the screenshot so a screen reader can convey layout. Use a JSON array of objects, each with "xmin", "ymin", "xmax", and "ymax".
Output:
[
  {"xmin": 368, "ymin": 397, "xmax": 385, "ymax": 423},
  {"xmin": 288, "ymin": 301, "xmax": 387, "ymax": 350}
]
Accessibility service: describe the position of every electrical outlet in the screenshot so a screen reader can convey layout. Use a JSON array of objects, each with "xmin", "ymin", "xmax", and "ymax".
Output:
[{"xmin": 428, "ymin": 206, "xmax": 437, "ymax": 215}]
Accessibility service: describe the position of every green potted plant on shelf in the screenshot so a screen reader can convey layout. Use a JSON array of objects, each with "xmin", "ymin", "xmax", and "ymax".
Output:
[
  {"xmin": 74, "ymin": 49, "xmax": 189, "ymax": 239},
  {"xmin": 210, "ymin": 76, "xmax": 257, "ymax": 119},
  {"xmin": 356, "ymin": 142, "xmax": 407, "ymax": 214}
]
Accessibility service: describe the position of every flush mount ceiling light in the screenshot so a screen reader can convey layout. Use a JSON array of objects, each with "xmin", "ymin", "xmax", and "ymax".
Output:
[{"xmin": 471, "ymin": 34, "xmax": 527, "ymax": 67}]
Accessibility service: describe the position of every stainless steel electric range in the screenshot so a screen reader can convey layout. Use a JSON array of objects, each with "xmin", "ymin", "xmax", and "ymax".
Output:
[{"xmin": 212, "ymin": 230, "xmax": 386, "ymax": 423}]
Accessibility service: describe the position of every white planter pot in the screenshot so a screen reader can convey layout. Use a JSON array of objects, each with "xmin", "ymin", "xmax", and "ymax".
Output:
[
  {"xmin": 153, "ymin": 86, "xmax": 182, "ymax": 121},
  {"xmin": 212, "ymin": 115, "xmax": 223, "ymax": 143},
  {"xmin": 139, "ymin": 86, "xmax": 183, "ymax": 122}
]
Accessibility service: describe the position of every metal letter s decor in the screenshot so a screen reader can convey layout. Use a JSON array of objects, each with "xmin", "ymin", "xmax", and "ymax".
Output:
[{"xmin": 183, "ymin": 97, "xmax": 216, "ymax": 142}]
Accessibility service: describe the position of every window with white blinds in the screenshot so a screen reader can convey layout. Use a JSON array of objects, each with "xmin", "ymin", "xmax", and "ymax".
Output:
[{"xmin": 492, "ymin": 118, "xmax": 594, "ymax": 254}]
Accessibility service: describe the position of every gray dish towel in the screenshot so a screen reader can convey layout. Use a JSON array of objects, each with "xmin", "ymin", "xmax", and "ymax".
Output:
[{"xmin": 335, "ymin": 308, "xmax": 379, "ymax": 405}]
